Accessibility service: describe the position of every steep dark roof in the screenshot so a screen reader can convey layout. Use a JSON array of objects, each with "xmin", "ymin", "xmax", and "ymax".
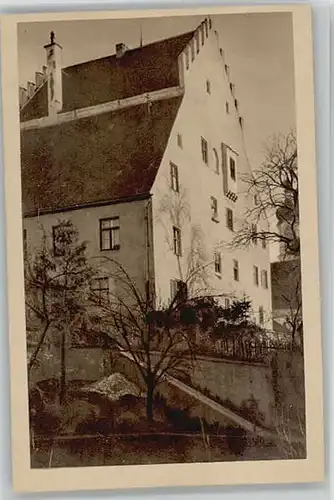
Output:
[
  {"xmin": 21, "ymin": 96, "xmax": 182, "ymax": 215},
  {"xmin": 20, "ymin": 31, "xmax": 193, "ymax": 122}
]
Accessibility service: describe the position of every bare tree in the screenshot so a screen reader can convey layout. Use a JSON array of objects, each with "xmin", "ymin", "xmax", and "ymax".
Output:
[
  {"xmin": 155, "ymin": 186, "xmax": 212, "ymax": 299},
  {"xmin": 271, "ymin": 259, "xmax": 303, "ymax": 350},
  {"xmin": 25, "ymin": 220, "xmax": 93, "ymax": 403},
  {"xmin": 230, "ymin": 131, "xmax": 299, "ymax": 258},
  {"xmin": 89, "ymin": 257, "xmax": 197, "ymax": 422}
]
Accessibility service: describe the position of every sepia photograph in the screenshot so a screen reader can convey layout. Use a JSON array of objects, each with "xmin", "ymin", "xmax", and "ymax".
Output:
[{"xmin": 0, "ymin": 4, "xmax": 324, "ymax": 493}]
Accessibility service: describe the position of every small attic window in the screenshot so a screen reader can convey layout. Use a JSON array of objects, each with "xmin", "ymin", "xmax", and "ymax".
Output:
[
  {"xmin": 206, "ymin": 79, "xmax": 211, "ymax": 94},
  {"xmin": 226, "ymin": 101, "xmax": 230, "ymax": 114},
  {"xmin": 177, "ymin": 133, "xmax": 183, "ymax": 148}
]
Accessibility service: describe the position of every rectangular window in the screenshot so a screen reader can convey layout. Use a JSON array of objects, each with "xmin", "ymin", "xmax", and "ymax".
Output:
[
  {"xmin": 226, "ymin": 208, "xmax": 234, "ymax": 231},
  {"xmin": 177, "ymin": 133, "xmax": 183, "ymax": 148},
  {"xmin": 233, "ymin": 259, "xmax": 239, "ymax": 282},
  {"xmin": 173, "ymin": 226, "xmax": 182, "ymax": 256},
  {"xmin": 224, "ymin": 298, "xmax": 230, "ymax": 308},
  {"xmin": 170, "ymin": 279, "xmax": 188, "ymax": 302},
  {"xmin": 254, "ymin": 194, "xmax": 259, "ymax": 206},
  {"xmin": 261, "ymin": 270, "xmax": 268, "ymax": 289},
  {"xmin": 211, "ymin": 196, "xmax": 218, "ymax": 221},
  {"xmin": 91, "ymin": 277, "xmax": 109, "ymax": 305},
  {"xmin": 195, "ymin": 31, "xmax": 200, "ymax": 53},
  {"xmin": 262, "ymin": 238, "xmax": 267, "ymax": 249},
  {"xmin": 259, "ymin": 306, "xmax": 264, "ymax": 326},
  {"xmin": 191, "ymin": 40, "xmax": 195, "ymax": 61},
  {"xmin": 251, "ymin": 223, "xmax": 257, "ymax": 245},
  {"xmin": 170, "ymin": 162, "xmax": 179, "ymax": 193},
  {"xmin": 234, "ymin": 98, "xmax": 238, "ymax": 110},
  {"xmin": 100, "ymin": 217, "xmax": 120, "ymax": 251},
  {"xmin": 226, "ymin": 101, "xmax": 230, "ymax": 114},
  {"xmin": 201, "ymin": 137, "xmax": 208, "ymax": 164},
  {"xmin": 253, "ymin": 265, "xmax": 259, "ymax": 286},
  {"xmin": 214, "ymin": 252, "xmax": 222, "ymax": 274},
  {"xmin": 229, "ymin": 157, "xmax": 236, "ymax": 181},
  {"xmin": 52, "ymin": 225, "xmax": 66, "ymax": 257},
  {"xmin": 206, "ymin": 79, "xmax": 211, "ymax": 94}
]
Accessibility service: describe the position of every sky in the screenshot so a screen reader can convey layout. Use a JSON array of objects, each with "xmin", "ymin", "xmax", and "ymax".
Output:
[{"xmin": 17, "ymin": 12, "xmax": 296, "ymax": 260}]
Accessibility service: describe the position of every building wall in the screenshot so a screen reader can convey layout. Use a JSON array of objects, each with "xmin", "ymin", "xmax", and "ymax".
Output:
[
  {"xmin": 23, "ymin": 197, "xmax": 154, "ymax": 298},
  {"xmin": 151, "ymin": 20, "xmax": 272, "ymax": 324}
]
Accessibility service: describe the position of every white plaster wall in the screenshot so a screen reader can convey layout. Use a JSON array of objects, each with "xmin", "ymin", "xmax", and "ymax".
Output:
[{"xmin": 151, "ymin": 20, "xmax": 272, "ymax": 326}]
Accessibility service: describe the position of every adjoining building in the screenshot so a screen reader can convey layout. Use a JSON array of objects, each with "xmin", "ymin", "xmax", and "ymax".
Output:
[{"xmin": 20, "ymin": 18, "xmax": 272, "ymax": 326}]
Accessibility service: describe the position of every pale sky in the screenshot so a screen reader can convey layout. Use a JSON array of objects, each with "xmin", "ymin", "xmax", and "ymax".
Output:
[{"xmin": 18, "ymin": 13, "xmax": 296, "ymax": 261}]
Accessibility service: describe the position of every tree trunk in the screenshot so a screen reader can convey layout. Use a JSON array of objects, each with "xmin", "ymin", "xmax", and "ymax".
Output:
[
  {"xmin": 146, "ymin": 378, "xmax": 154, "ymax": 423},
  {"xmin": 59, "ymin": 328, "xmax": 66, "ymax": 405}
]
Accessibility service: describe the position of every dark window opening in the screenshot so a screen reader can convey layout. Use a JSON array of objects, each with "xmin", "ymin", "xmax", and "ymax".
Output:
[
  {"xmin": 201, "ymin": 137, "xmax": 208, "ymax": 164},
  {"xmin": 233, "ymin": 260, "xmax": 239, "ymax": 282},
  {"xmin": 226, "ymin": 208, "xmax": 234, "ymax": 231},
  {"xmin": 173, "ymin": 226, "xmax": 182, "ymax": 256},
  {"xmin": 100, "ymin": 217, "xmax": 120, "ymax": 251},
  {"xmin": 229, "ymin": 157, "xmax": 236, "ymax": 181}
]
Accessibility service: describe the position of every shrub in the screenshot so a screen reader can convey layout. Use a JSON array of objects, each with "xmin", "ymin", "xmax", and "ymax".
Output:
[{"xmin": 225, "ymin": 425, "xmax": 248, "ymax": 456}]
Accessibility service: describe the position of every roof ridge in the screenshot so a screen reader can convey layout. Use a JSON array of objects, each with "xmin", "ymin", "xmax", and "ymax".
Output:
[{"xmin": 63, "ymin": 30, "xmax": 195, "ymax": 72}]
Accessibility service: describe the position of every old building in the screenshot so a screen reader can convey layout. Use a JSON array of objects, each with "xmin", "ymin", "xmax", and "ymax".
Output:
[{"xmin": 20, "ymin": 18, "xmax": 272, "ymax": 325}]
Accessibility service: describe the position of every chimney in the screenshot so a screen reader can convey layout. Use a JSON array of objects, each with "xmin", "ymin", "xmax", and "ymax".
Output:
[
  {"xmin": 44, "ymin": 31, "xmax": 63, "ymax": 115},
  {"xmin": 27, "ymin": 81, "xmax": 36, "ymax": 98},
  {"xmin": 116, "ymin": 43, "xmax": 128, "ymax": 58},
  {"xmin": 35, "ymin": 71, "xmax": 44, "ymax": 87},
  {"xmin": 19, "ymin": 87, "xmax": 27, "ymax": 108}
]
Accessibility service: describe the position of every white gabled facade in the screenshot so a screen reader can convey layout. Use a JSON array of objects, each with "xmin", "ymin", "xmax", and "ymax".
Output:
[
  {"xmin": 151, "ymin": 18, "xmax": 272, "ymax": 326},
  {"xmin": 21, "ymin": 18, "xmax": 272, "ymax": 328}
]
